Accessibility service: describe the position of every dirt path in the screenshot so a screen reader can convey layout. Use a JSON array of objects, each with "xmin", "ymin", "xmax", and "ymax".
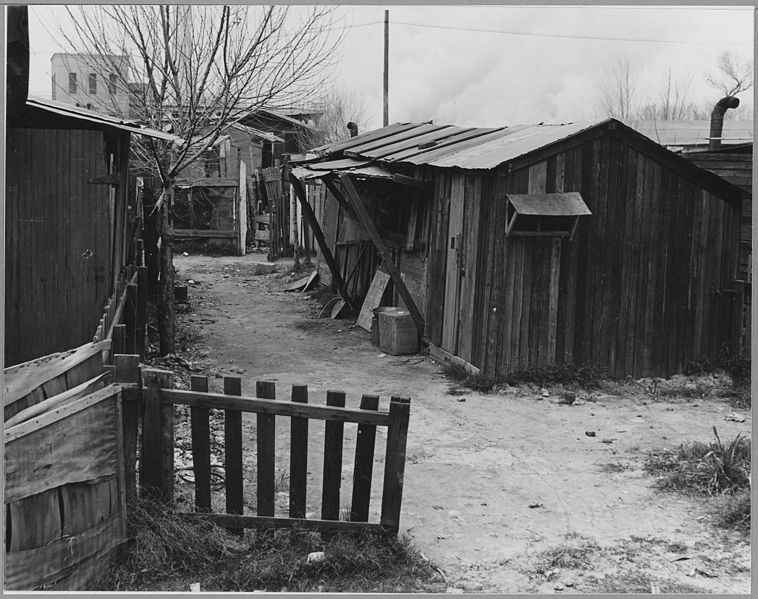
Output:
[{"xmin": 172, "ymin": 253, "xmax": 750, "ymax": 594}]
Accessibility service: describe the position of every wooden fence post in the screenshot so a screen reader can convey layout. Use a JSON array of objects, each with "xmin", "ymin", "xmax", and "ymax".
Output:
[
  {"xmin": 289, "ymin": 385, "xmax": 309, "ymax": 519},
  {"xmin": 256, "ymin": 381, "xmax": 276, "ymax": 517},
  {"xmin": 224, "ymin": 377, "xmax": 244, "ymax": 535},
  {"xmin": 322, "ymin": 390, "xmax": 346, "ymax": 521},
  {"xmin": 136, "ymin": 267, "xmax": 148, "ymax": 357},
  {"xmin": 380, "ymin": 397, "xmax": 410, "ymax": 535},
  {"xmin": 351, "ymin": 394, "xmax": 379, "ymax": 522},
  {"xmin": 114, "ymin": 354, "xmax": 141, "ymax": 505},
  {"xmin": 190, "ymin": 375, "xmax": 211, "ymax": 512},
  {"xmin": 141, "ymin": 368, "xmax": 174, "ymax": 503}
]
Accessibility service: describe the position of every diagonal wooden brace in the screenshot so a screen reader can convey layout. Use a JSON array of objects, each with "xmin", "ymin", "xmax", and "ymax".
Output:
[
  {"xmin": 337, "ymin": 174, "xmax": 425, "ymax": 334},
  {"xmin": 288, "ymin": 172, "xmax": 353, "ymax": 308}
]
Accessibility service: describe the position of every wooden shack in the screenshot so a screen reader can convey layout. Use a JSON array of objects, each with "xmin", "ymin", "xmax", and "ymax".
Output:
[
  {"xmin": 291, "ymin": 119, "xmax": 746, "ymax": 379},
  {"xmin": 5, "ymin": 97, "xmax": 176, "ymax": 366},
  {"xmin": 685, "ymin": 142, "xmax": 753, "ymax": 356}
]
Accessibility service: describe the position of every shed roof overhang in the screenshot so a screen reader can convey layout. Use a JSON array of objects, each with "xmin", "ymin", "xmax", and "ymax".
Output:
[
  {"xmin": 18, "ymin": 98, "xmax": 182, "ymax": 141},
  {"xmin": 291, "ymin": 159, "xmax": 431, "ymax": 190}
]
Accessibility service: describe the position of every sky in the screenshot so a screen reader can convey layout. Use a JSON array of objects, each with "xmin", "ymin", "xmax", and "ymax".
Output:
[{"xmin": 27, "ymin": 5, "xmax": 754, "ymax": 131}]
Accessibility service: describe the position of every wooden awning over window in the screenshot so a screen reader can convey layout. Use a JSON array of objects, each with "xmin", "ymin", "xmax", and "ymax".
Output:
[{"xmin": 505, "ymin": 192, "xmax": 591, "ymax": 238}]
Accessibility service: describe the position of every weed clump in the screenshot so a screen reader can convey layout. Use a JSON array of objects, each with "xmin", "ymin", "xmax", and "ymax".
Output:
[
  {"xmin": 94, "ymin": 498, "xmax": 444, "ymax": 592},
  {"xmin": 644, "ymin": 427, "xmax": 750, "ymax": 496},
  {"xmin": 644, "ymin": 427, "xmax": 750, "ymax": 533}
]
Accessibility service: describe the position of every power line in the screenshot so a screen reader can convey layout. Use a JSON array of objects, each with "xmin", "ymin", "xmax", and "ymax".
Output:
[{"xmin": 347, "ymin": 19, "xmax": 752, "ymax": 47}]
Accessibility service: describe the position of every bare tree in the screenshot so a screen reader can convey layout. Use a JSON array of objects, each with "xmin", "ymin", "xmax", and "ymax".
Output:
[
  {"xmin": 597, "ymin": 54, "xmax": 639, "ymax": 120},
  {"xmin": 640, "ymin": 63, "xmax": 695, "ymax": 121},
  {"xmin": 707, "ymin": 51, "xmax": 753, "ymax": 98},
  {"xmin": 305, "ymin": 88, "xmax": 369, "ymax": 147},
  {"xmin": 56, "ymin": 5, "xmax": 342, "ymax": 354}
]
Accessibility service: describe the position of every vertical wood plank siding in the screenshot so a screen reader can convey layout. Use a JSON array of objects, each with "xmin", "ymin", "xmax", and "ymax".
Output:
[
  {"xmin": 425, "ymin": 133, "xmax": 740, "ymax": 379},
  {"xmin": 6, "ymin": 129, "xmax": 114, "ymax": 366}
]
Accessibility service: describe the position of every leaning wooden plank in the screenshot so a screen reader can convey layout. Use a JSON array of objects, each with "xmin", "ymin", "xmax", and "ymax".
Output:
[
  {"xmin": 4, "ymin": 389, "xmax": 122, "ymax": 504},
  {"xmin": 428, "ymin": 344, "xmax": 480, "ymax": 376},
  {"xmin": 256, "ymin": 381, "xmax": 277, "ymax": 518},
  {"xmin": 190, "ymin": 375, "xmax": 212, "ymax": 512},
  {"xmin": 351, "ymin": 395, "xmax": 380, "ymax": 523},
  {"xmin": 65, "ymin": 350, "xmax": 105, "ymax": 389},
  {"xmin": 5, "ymin": 373, "xmax": 108, "ymax": 428},
  {"xmin": 380, "ymin": 397, "xmax": 411, "ymax": 534},
  {"xmin": 356, "ymin": 270, "xmax": 391, "ymax": 331},
  {"xmin": 289, "ymin": 385, "xmax": 309, "ymax": 519},
  {"xmin": 4, "ymin": 515, "xmax": 123, "ymax": 590},
  {"xmin": 181, "ymin": 512, "xmax": 386, "ymax": 535},
  {"xmin": 224, "ymin": 377, "xmax": 244, "ymax": 534},
  {"xmin": 160, "ymin": 388, "xmax": 391, "ymax": 426},
  {"xmin": 321, "ymin": 391, "xmax": 346, "ymax": 521},
  {"xmin": 4, "ymin": 340, "xmax": 111, "ymax": 408}
]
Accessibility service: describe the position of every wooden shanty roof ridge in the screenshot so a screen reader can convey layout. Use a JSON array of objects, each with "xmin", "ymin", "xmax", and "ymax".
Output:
[
  {"xmin": 302, "ymin": 117, "xmax": 745, "ymax": 204},
  {"xmin": 23, "ymin": 96, "xmax": 181, "ymax": 141}
]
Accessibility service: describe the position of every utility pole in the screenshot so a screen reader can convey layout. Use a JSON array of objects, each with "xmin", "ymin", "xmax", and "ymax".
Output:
[{"xmin": 383, "ymin": 9, "xmax": 389, "ymax": 127}]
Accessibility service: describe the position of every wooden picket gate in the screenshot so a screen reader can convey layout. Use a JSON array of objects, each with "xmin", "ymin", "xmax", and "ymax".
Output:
[{"xmin": 139, "ymin": 369, "xmax": 410, "ymax": 535}]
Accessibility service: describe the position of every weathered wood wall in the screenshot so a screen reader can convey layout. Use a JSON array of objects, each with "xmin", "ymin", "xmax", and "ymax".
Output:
[
  {"xmin": 5, "ymin": 128, "xmax": 130, "ymax": 366},
  {"xmin": 426, "ymin": 132, "xmax": 741, "ymax": 378},
  {"xmin": 4, "ymin": 344, "xmax": 127, "ymax": 591}
]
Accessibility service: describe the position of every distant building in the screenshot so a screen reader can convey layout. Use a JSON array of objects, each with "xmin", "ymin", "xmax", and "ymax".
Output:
[
  {"xmin": 624, "ymin": 119, "xmax": 753, "ymax": 153},
  {"xmin": 50, "ymin": 53, "xmax": 131, "ymax": 116}
]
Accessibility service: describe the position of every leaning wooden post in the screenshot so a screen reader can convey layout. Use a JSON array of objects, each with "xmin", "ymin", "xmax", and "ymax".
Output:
[
  {"xmin": 115, "ymin": 354, "xmax": 141, "ymax": 505},
  {"xmin": 112, "ymin": 324, "xmax": 127, "ymax": 356},
  {"xmin": 289, "ymin": 172, "xmax": 351, "ymax": 304},
  {"xmin": 136, "ymin": 267, "xmax": 148, "ymax": 357},
  {"xmin": 141, "ymin": 368, "xmax": 174, "ymax": 503},
  {"xmin": 380, "ymin": 397, "xmax": 411, "ymax": 535}
]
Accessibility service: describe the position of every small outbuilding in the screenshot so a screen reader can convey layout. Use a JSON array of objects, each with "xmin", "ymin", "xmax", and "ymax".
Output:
[
  {"xmin": 5, "ymin": 97, "xmax": 176, "ymax": 365},
  {"xmin": 291, "ymin": 118, "xmax": 746, "ymax": 379}
]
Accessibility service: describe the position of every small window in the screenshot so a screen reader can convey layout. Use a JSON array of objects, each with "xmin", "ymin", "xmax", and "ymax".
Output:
[
  {"xmin": 89, "ymin": 73, "xmax": 97, "ymax": 95},
  {"xmin": 68, "ymin": 72, "xmax": 77, "ymax": 94},
  {"xmin": 505, "ymin": 192, "xmax": 591, "ymax": 239},
  {"xmin": 52, "ymin": 73, "xmax": 56, "ymax": 100},
  {"xmin": 108, "ymin": 73, "xmax": 117, "ymax": 95}
]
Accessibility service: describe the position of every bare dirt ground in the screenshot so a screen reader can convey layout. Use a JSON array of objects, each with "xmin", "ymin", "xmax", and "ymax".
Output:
[{"xmin": 168, "ymin": 252, "xmax": 750, "ymax": 594}]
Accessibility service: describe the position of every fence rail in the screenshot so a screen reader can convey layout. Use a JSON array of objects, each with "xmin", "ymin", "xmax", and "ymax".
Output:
[{"xmin": 138, "ymin": 369, "xmax": 410, "ymax": 535}]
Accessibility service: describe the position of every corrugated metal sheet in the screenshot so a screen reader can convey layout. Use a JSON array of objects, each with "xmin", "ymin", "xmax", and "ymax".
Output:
[
  {"xmin": 310, "ymin": 120, "xmax": 603, "ymax": 170},
  {"xmin": 507, "ymin": 192, "xmax": 592, "ymax": 216},
  {"xmin": 26, "ymin": 97, "xmax": 181, "ymax": 141}
]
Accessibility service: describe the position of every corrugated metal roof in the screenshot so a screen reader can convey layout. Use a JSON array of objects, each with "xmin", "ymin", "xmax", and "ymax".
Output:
[
  {"xmin": 26, "ymin": 97, "xmax": 181, "ymax": 141},
  {"xmin": 507, "ymin": 192, "xmax": 591, "ymax": 216},
  {"xmin": 227, "ymin": 122, "xmax": 284, "ymax": 143},
  {"xmin": 311, "ymin": 120, "xmax": 603, "ymax": 170}
]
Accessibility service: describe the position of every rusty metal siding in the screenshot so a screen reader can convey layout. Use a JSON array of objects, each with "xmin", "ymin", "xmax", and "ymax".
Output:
[{"xmin": 5, "ymin": 128, "xmax": 112, "ymax": 366}]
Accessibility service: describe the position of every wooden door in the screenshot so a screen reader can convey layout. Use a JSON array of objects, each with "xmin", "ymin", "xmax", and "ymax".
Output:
[{"xmin": 441, "ymin": 176, "xmax": 465, "ymax": 352}]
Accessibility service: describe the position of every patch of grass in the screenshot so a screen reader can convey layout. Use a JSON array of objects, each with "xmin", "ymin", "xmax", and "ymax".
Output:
[
  {"xmin": 598, "ymin": 462, "xmax": 630, "ymax": 473},
  {"xmin": 712, "ymin": 489, "xmax": 751, "ymax": 533},
  {"xmin": 94, "ymin": 499, "xmax": 443, "ymax": 592},
  {"xmin": 644, "ymin": 427, "xmax": 750, "ymax": 497},
  {"xmin": 503, "ymin": 364, "xmax": 606, "ymax": 389},
  {"xmin": 683, "ymin": 351, "xmax": 751, "ymax": 388},
  {"xmin": 442, "ymin": 362, "xmax": 606, "ymax": 394},
  {"xmin": 529, "ymin": 537, "xmax": 600, "ymax": 575},
  {"xmin": 581, "ymin": 571, "xmax": 702, "ymax": 594}
]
